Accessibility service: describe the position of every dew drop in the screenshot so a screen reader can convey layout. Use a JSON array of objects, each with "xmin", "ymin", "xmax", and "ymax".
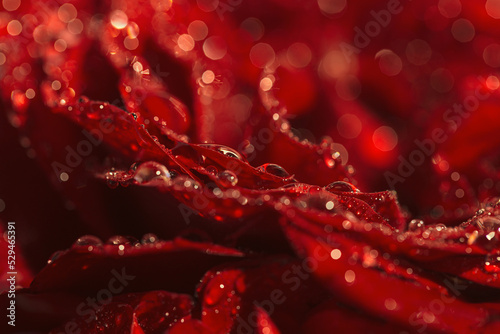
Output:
[
  {"xmin": 325, "ymin": 181, "xmax": 359, "ymax": 193},
  {"xmin": 218, "ymin": 170, "xmax": 238, "ymax": 187},
  {"xmin": 206, "ymin": 165, "xmax": 218, "ymax": 175},
  {"xmin": 141, "ymin": 233, "xmax": 159, "ymax": 244},
  {"xmin": 408, "ymin": 219, "xmax": 425, "ymax": 232},
  {"xmin": 435, "ymin": 224, "xmax": 446, "ymax": 231},
  {"xmin": 133, "ymin": 161, "xmax": 171, "ymax": 184},
  {"xmin": 344, "ymin": 269, "xmax": 356, "ymax": 283},
  {"xmin": 74, "ymin": 235, "xmax": 103, "ymax": 247},
  {"xmin": 106, "ymin": 235, "xmax": 138, "ymax": 246},
  {"xmin": 257, "ymin": 163, "xmax": 290, "ymax": 178},
  {"xmin": 200, "ymin": 144, "xmax": 243, "ymax": 160},
  {"xmin": 173, "ymin": 143, "xmax": 206, "ymax": 165},
  {"xmin": 476, "ymin": 217, "xmax": 500, "ymax": 233}
]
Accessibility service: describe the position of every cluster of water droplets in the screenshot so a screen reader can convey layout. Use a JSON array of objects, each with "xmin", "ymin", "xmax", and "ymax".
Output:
[
  {"xmin": 48, "ymin": 233, "xmax": 162, "ymax": 264},
  {"xmin": 103, "ymin": 161, "xmax": 173, "ymax": 189}
]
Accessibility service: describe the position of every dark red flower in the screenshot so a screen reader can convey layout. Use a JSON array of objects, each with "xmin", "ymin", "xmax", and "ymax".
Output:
[{"xmin": 2, "ymin": 0, "xmax": 500, "ymax": 333}]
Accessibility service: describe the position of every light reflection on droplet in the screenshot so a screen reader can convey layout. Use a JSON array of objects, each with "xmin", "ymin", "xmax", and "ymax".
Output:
[
  {"xmin": 344, "ymin": 270, "xmax": 355, "ymax": 283},
  {"xmin": 337, "ymin": 114, "xmax": 362, "ymax": 139},
  {"xmin": 320, "ymin": 50, "xmax": 350, "ymax": 79},
  {"xmin": 151, "ymin": 0, "xmax": 173, "ymax": 11},
  {"xmin": 178, "ymin": 34, "xmax": 195, "ymax": 52},
  {"xmin": 287, "ymin": 43, "xmax": 312, "ymax": 68},
  {"xmin": 240, "ymin": 17, "xmax": 265, "ymax": 41},
  {"xmin": 203, "ymin": 36, "xmax": 227, "ymax": 60},
  {"xmin": 202, "ymin": 70, "xmax": 215, "ymax": 84},
  {"xmin": 0, "ymin": 53, "xmax": 6, "ymax": 65},
  {"xmin": 260, "ymin": 77, "xmax": 273, "ymax": 91},
  {"xmin": 133, "ymin": 61, "xmax": 143, "ymax": 72},
  {"xmin": 373, "ymin": 126, "xmax": 398, "ymax": 151},
  {"xmin": 124, "ymin": 36, "xmax": 139, "ymax": 50},
  {"xmin": 188, "ymin": 20, "xmax": 208, "ymax": 41},
  {"xmin": 197, "ymin": 0, "xmax": 219, "ymax": 12},
  {"xmin": 451, "ymin": 18, "xmax": 475, "ymax": 43},
  {"xmin": 437, "ymin": 0, "xmax": 462, "ymax": 18},
  {"xmin": 60, "ymin": 172, "xmax": 69, "ymax": 182},
  {"xmin": 58, "ymin": 3, "xmax": 78, "ymax": 23},
  {"xmin": 68, "ymin": 19, "xmax": 84, "ymax": 34},
  {"xmin": 54, "ymin": 39, "xmax": 67, "ymax": 52},
  {"xmin": 483, "ymin": 44, "xmax": 500, "ymax": 67},
  {"xmin": 3, "ymin": 0, "xmax": 20, "ymax": 11},
  {"xmin": 249, "ymin": 43, "xmax": 275, "ymax": 68},
  {"xmin": 406, "ymin": 39, "xmax": 432, "ymax": 65},
  {"xmin": 110, "ymin": 10, "xmax": 128, "ymax": 29},
  {"xmin": 451, "ymin": 172, "xmax": 460, "ymax": 181},
  {"xmin": 375, "ymin": 49, "xmax": 402, "ymax": 76},
  {"xmin": 486, "ymin": 0, "xmax": 500, "ymax": 19},
  {"xmin": 126, "ymin": 22, "xmax": 140, "ymax": 38},
  {"xmin": 438, "ymin": 160, "xmax": 449, "ymax": 172},
  {"xmin": 52, "ymin": 80, "xmax": 62, "ymax": 90},
  {"xmin": 486, "ymin": 75, "xmax": 500, "ymax": 90},
  {"xmin": 423, "ymin": 311, "xmax": 436, "ymax": 324},
  {"xmin": 384, "ymin": 298, "xmax": 397, "ymax": 310},
  {"xmin": 7, "ymin": 20, "xmax": 22, "ymax": 36},
  {"xmin": 330, "ymin": 249, "xmax": 341, "ymax": 260},
  {"xmin": 25, "ymin": 89, "xmax": 35, "ymax": 99},
  {"xmin": 342, "ymin": 220, "xmax": 352, "ymax": 229}
]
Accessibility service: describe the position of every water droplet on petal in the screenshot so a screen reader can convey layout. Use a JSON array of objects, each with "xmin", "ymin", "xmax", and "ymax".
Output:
[
  {"xmin": 106, "ymin": 235, "xmax": 138, "ymax": 246},
  {"xmin": 206, "ymin": 165, "xmax": 218, "ymax": 175},
  {"xmin": 477, "ymin": 217, "xmax": 500, "ymax": 233},
  {"xmin": 325, "ymin": 181, "xmax": 359, "ymax": 193},
  {"xmin": 218, "ymin": 170, "xmax": 238, "ymax": 187},
  {"xmin": 435, "ymin": 224, "xmax": 446, "ymax": 231},
  {"xmin": 133, "ymin": 161, "xmax": 171, "ymax": 184},
  {"xmin": 74, "ymin": 235, "xmax": 103, "ymax": 247},
  {"xmin": 408, "ymin": 219, "xmax": 425, "ymax": 232},
  {"xmin": 257, "ymin": 163, "xmax": 290, "ymax": 178},
  {"xmin": 200, "ymin": 144, "xmax": 243, "ymax": 160},
  {"xmin": 141, "ymin": 233, "xmax": 159, "ymax": 244}
]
